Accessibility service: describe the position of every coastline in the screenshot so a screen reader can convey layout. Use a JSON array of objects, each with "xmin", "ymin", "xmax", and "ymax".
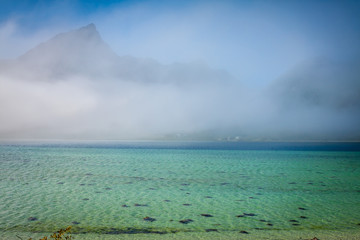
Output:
[{"xmin": 3, "ymin": 229, "xmax": 360, "ymax": 240}]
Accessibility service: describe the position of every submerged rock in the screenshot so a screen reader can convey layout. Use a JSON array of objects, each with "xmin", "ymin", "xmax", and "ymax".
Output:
[
  {"xmin": 72, "ymin": 221, "xmax": 80, "ymax": 225},
  {"xmin": 220, "ymin": 182, "xmax": 230, "ymax": 185},
  {"xmin": 104, "ymin": 227, "xmax": 169, "ymax": 234},
  {"xmin": 201, "ymin": 214, "xmax": 214, "ymax": 217},
  {"xmin": 28, "ymin": 217, "xmax": 38, "ymax": 221},
  {"xmin": 237, "ymin": 213, "xmax": 257, "ymax": 217},
  {"xmin": 244, "ymin": 213, "xmax": 257, "ymax": 216},
  {"xmin": 179, "ymin": 219, "xmax": 193, "ymax": 224},
  {"xmin": 134, "ymin": 203, "xmax": 148, "ymax": 207},
  {"xmin": 143, "ymin": 216, "xmax": 156, "ymax": 222}
]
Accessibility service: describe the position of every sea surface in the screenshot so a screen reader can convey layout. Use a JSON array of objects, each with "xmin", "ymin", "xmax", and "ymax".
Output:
[{"xmin": 1, "ymin": 141, "xmax": 360, "ymax": 240}]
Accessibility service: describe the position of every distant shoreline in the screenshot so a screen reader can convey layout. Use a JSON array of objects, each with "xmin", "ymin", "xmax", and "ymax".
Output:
[{"xmin": 1, "ymin": 140, "xmax": 360, "ymax": 152}]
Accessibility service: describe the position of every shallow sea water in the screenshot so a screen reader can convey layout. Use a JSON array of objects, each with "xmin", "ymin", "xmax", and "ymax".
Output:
[{"xmin": 1, "ymin": 141, "xmax": 360, "ymax": 239}]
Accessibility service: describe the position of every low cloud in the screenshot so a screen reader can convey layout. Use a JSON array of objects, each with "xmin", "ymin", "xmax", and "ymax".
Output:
[
  {"xmin": 1, "ymin": 0, "xmax": 360, "ymax": 141},
  {"xmin": 261, "ymin": 58, "xmax": 360, "ymax": 141},
  {"xmin": 1, "ymin": 55, "xmax": 359, "ymax": 141}
]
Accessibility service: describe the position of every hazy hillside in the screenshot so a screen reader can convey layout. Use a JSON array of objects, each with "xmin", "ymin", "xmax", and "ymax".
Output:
[
  {"xmin": 0, "ymin": 24, "xmax": 240, "ymax": 140},
  {"xmin": 0, "ymin": 23, "xmax": 232, "ymax": 85},
  {"xmin": 263, "ymin": 58, "xmax": 360, "ymax": 141},
  {"xmin": 0, "ymin": 24, "xmax": 359, "ymax": 141}
]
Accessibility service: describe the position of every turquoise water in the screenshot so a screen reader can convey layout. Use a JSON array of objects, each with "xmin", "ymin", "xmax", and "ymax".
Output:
[{"xmin": 1, "ymin": 142, "xmax": 360, "ymax": 239}]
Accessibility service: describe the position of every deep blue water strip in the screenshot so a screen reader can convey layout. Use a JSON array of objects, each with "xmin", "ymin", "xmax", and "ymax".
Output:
[{"xmin": 1, "ymin": 141, "xmax": 360, "ymax": 151}]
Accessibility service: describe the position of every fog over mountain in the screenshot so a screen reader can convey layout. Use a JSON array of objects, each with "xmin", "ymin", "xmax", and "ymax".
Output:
[
  {"xmin": 1, "ymin": 24, "xmax": 232, "ymax": 84},
  {"xmin": 264, "ymin": 58, "xmax": 360, "ymax": 141},
  {"xmin": 0, "ymin": 24, "xmax": 359, "ymax": 141},
  {"xmin": 0, "ymin": 24, "xmax": 240, "ymax": 140}
]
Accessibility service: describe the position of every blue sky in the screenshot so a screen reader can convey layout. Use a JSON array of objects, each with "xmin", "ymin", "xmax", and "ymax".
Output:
[{"xmin": 1, "ymin": 0, "xmax": 360, "ymax": 86}]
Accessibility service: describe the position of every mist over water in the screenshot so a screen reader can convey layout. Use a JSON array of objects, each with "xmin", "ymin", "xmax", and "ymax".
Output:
[{"xmin": 0, "ymin": 0, "xmax": 359, "ymax": 141}]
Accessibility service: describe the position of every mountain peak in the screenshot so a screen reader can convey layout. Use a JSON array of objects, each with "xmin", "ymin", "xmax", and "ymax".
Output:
[
  {"xmin": 76, "ymin": 23, "xmax": 98, "ymax": 38},
  {"xmin": 69, "ymin": 23, "xmax": 101, "ymax": 43},
  {"xmin": 81, "ymin": 23, "xmax": 96, "ymax": 31},
  {"xmin": 19, "ymin": 23, "xmax": 105, "ymax": 61},
  {"xmin": 12, "ymin": 23, "xmax": 120, "ymax": 80}
]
